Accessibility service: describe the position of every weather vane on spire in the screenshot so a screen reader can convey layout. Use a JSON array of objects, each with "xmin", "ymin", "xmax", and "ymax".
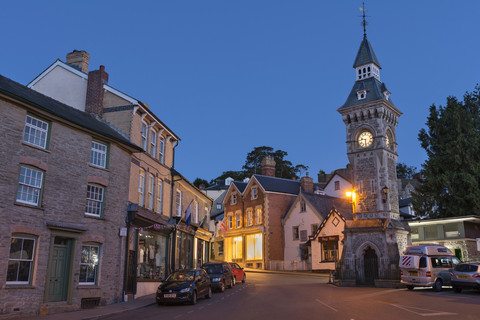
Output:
[{"xmin": 359, "ymin": 2, "xmax": 369, "ymax": 38}]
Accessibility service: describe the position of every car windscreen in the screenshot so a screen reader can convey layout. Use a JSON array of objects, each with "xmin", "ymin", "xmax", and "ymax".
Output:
[
  {"xmin": 166, "ymin": 271, "xmax": 195, "ymax": 281},
  {"xmin": 203, "ymin": 264, "xmax": 223, "ymax": 274}
]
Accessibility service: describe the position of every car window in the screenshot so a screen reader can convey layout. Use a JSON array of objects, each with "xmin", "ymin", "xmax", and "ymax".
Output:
[
  {"xmin": 234, "ymin": 263, "xmax": 240, "ymax": 269},
  {"xmin": 431, "ymin": 257, "xmax": 451, "ymax": 268},
  {"xmin": 167, "ymin": 271, "xmax": 194, "ymax": 281},
  {"xmin": 452, "ymin": 257, "xmax": 461, "ymax": 266},
  {"xmin": 230, "ymin": 264, "xmax": 237, "ymax": 269},
  {"xmin": 203, "ymin": 264, "xmax": 222, "ymax": 274},
  {"xmin": 419, "ymin": 257, "xmax": 427, "ymax": 268}
]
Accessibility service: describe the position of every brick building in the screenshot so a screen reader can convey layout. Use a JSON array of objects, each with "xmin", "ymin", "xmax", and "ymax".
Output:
[
  {"xmin": 0, "ymin": 74, "xmax": 141, "ymax": 318},
  {"xmin": 27, "ymin": 50, "xmax": 212, "ymax": 299}
]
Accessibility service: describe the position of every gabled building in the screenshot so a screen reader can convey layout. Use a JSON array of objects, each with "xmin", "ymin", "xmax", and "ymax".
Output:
[
  {"xmin": 322, "ymin": 169, "xmax": 353, "ymax": 199},
  {"xmin": 282, "ymin": 187, "xmax": 353, "ymax": 271},
  {"xmin": 27, "ymin": 50, "xmax": 211, "ymax": 298},
  {"xmin": 0, "ymin": 74, "xmax": 142, "ymax": 317}
]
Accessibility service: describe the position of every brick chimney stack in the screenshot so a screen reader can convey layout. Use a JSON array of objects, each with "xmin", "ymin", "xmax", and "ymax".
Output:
[
  {"xmin": 301, "ymin": 173, "xmax": 314, "ymax": 193},
  {"xmin": 261, "ymin": 156, "xmax": 276, "ymax": 177},
  {"xmin": 66, "ymin": 50, "xmax": 90, "ymax": 73},
  {"xmin": 85, "ymin": 65, "xmax": 109, "ymax": 116}
]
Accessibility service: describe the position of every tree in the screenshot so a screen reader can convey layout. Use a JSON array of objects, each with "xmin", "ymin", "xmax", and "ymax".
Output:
[
  {"xmin": 193, "ymin": 178, "xmax": 209, "ymax": 189},
  {"xmin": 412, "ymin": 87, "xmax": 480, "ymax": 218},
  {"xmin": 242, "ymin": 146, "xmax": 308, "ymax": 179},
  {"xmin": 211, "ymin": 170, "xmax": 248, "ymax": 184},
  {"xmin": 396, "ymin": 162, "xmax": 418, "ymax": 179}
]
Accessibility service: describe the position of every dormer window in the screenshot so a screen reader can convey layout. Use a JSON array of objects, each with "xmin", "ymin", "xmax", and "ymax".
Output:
[
  {"xmin": 356, "ymin": 63, "xmax": 380, "ymax": 81},
  {"xmin": 357, "ymin": 89, "xmax": 367, "ymax": 100},
  {"xmin": 383, "ymin": 90, "xmax": 391, "ymax": 101}
]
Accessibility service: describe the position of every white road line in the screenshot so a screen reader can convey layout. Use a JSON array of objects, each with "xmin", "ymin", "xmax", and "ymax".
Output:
[
  {"xmin": 390, "ymin": 304, "xmax": 457, "ymax": 317},
  {"xmin": 198, "ymin": 306, "xmax": 205, "ymax": 310},
  {"xmin": 174, "ymin": 315, "xmax": 182, "ymax": 319},
  {"xmin": 315, "ymin": 299, "xmax": 338, "ymax": 312},
  {"xmin": 345, "ymin": 289, "xmax": 405, "ymax": 300},
  {"xmin": 187, "ymin": 310, "xmax": 194, "ymax": 314}
]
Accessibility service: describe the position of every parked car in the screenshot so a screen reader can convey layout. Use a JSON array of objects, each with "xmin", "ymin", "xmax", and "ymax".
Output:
[
  {"xmin": 201, "ymin": 262, "xmax": 235, "ymax": 292},
  {"xmin": 156, "ymin": 269, "xmax": 212, "ymax": 305},
  {"xmin": 450, "ymin": 262, "xmax": 480, "ymax": 293},
  {"xmin": 229, "ymin": 262, "xmax": 246, "ymax": 283},
  {"xmin": 399, "ymin": 244, "xmax": 461, "ymax": 291}
]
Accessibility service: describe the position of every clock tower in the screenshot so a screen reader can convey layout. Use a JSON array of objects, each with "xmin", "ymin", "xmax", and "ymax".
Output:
[{"xmin": 337, "ymin": 13, "xmax": 410, "ymax": 286}]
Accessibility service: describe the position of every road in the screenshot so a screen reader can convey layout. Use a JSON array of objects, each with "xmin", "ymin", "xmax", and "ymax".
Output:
[{"xmin": 103, "ymin": 272, "xmax": 480, "ymax": 320}]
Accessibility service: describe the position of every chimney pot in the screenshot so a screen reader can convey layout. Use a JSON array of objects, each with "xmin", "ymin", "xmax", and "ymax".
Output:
[{"xmin": 261, "ymin": 156, "xmax": 276, "ymax": 177}]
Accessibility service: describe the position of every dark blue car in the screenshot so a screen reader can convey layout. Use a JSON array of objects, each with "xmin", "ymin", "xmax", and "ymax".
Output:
[{"xmin": 156, "ymin": 269, "xmax": 212, "ymax": 305}]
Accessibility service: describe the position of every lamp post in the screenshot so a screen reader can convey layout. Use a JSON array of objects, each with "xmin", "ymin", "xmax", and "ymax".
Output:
[{"xmin": 382, "ymin": 186, "xmax": 389, "ymax": 203}]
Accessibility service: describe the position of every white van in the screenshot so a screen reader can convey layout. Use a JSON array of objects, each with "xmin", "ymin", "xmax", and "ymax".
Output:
[{"xmin": 399, "ymin": 244, "xmax": 461, "ymax": 291}]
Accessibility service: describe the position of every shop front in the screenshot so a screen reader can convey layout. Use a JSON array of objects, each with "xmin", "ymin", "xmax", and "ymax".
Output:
[
  {"xmin": 172, "ymin": 224, "xmax": 212, "ymax": 270},
  {"xmin": 224, "ymin": 231, "xmax": 264, "ymax": 269}
]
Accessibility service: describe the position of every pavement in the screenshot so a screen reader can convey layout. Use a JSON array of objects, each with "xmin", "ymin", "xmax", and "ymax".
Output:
[{"xmin": 15, "ymin": 269, "xmax": 330, "ymax": 320}]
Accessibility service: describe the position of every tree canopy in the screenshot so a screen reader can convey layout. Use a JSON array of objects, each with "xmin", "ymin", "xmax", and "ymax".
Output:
[
  {"xmin": 412, "ymin": 87, "xmax": 480, "ymax": 218},
  {"xmin": 396, "ymin": 162, "xmax": 418, "ymax": 179}
]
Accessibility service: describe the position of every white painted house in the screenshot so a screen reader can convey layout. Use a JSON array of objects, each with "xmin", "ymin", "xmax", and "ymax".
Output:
[{"xmin": 282, "ymin": 191, "xmax": 352, "ymax": 271}]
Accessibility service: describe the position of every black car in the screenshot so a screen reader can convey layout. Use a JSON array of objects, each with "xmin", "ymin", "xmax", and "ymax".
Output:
[
  {"xmin": 201, "ymin": 262, "xmax": 235, "ymax": 292},
  {"xmin": 156, "ymin": 269, "xmax": 212, "ymax": 305}
]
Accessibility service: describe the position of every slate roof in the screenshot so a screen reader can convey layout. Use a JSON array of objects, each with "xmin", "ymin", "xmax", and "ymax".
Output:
[
  {"xmin": 303, "ymin": 193, "xmax": 353, "ymax": 220},
  {"xmin": 253, "ymin": 174, "xmax": 301, "ymax": 195},
  {"xmin": 210, "ymin": 190, "xmax": 226, "ymax": 219},
  {"xmin": 339, "ymin": 77, "xmax": 394, "ymax": 110},
  {"xmin": 353, "ymin": 37, "xmax": 381, "ymax": 68},
  {"xmin": 399, "ymin": 197, "xmax": 412, "ymax": 208},
  {"xmin": 232, "ymin": 181, "xmax": 248, "ymax": 193},
  {"xmin": 0, "ymin": 74, "xmax": 141, "ymax": 151}
]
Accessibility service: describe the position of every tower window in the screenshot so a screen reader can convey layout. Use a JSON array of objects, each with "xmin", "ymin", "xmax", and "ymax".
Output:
[{"xmin": 357, "ymin": 90, "xmax": 367, "ymax": 100}]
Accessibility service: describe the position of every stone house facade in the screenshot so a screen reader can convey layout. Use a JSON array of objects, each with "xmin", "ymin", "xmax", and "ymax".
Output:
[{"xmin": 0, "ymin": 74, "xmax": 141, "ymax": 318}]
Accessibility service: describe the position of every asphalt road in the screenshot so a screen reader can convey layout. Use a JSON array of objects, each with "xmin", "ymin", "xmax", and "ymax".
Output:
[{"xmin": 103, "ymin": 272, "xmax": 480, "ymax": 320}]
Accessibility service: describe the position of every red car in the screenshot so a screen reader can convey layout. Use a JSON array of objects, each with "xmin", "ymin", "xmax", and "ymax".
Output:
[{"xmin": 229, "ymin": 263, "xmax": 246, "ymax": 283}]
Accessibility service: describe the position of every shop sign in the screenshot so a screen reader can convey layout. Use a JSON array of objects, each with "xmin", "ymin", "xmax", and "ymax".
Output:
[{"xmin": 318, "ymin": 235, "xmax": 339, "ymax": 242}]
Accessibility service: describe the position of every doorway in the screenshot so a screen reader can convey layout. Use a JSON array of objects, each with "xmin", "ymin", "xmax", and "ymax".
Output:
[
  {"xmin": 47, "ymin": 237, "xmax": 72, "ymax": 302},
  {"xmin": 363, "ymin": 246, "xmax": 378, "ymax": 285}
]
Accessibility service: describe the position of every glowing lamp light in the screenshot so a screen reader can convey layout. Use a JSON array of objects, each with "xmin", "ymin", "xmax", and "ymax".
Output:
[{"xmin": 346, "ymin": 191, "xmax": 352, "ymax": 198}]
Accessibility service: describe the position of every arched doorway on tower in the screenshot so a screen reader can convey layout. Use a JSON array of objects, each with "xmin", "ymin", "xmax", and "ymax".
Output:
[{"xmin": 363, "ymin": 246, "xmax": 378, "ymax": 285}]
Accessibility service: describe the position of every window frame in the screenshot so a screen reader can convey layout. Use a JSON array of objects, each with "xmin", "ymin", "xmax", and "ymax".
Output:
[
  {"xmin": 231, "ymin": 194, "xmax": 237, "ymax": 205},
  {"xmin": 292, "ymin": 226, "xmax": 299, "ymax": 240},
  {"xmin": 79, "ymin": 244, "xmax": 100, "ymax": 285},
  {"xmin": 90, "ymin": 140, "xmax": 109, "ymax": 169},
  {"xmin": 147, "ymin": 174, "xmax": 154, "ymax": 210},
  {"xmin": 156, "ymin": 178, "xmax": 163, "ymax": 214},
  {"xmin": 256, "ymin": 208, "xmax": 262, "ymax": 225},
  {"xmin": 334, "ymin": 181, "xmax": 340, "ymax": 191},
  {"xmin": 251, "ymin": 188, "xmax": 257, "ymax": 200},
  {"xmin": 141, "ymin": 122, "xmax": 148, "ymax": 151},
  {"xmin": 247, "ymin": 209, "xmax": 253, "ymax": 226},
  {"xmin": 175, "ymin": 190, "xmax": 182, "ymax": 216},
  {"xmin": 228, "ymin": 215, "xmax": 233, "ymax": 229},
  {"xmin": 16, "ymin": 165, "xmax": 44, "ymax": 207},
  {"xmin": 150, "ymin": 129, "xmax": 157, "ymax": 157},
  {"xmin": 85, "ymin": 183, "xmax": 105, "ymax": 217},
  {"xmin": 138, "ymin": 169, "xmax": 145, "ymax": 206},
  {"xmin": 158, "ymin": 136, "xmax": 165, "ymax": 164},
  {"xmin": 321, "ymin": 241, "xmax": 338, "ymax": 262},
  {"xmin": 236, "ymin": 213, "xmax": 242, "ymax": 228},
  {"xmin": 23, "ymin": 114, "xmax": 49, "ymax": 149},
  {"xmin": 7, "ymin": 235, "xmax": 37, "ymax": 285}
]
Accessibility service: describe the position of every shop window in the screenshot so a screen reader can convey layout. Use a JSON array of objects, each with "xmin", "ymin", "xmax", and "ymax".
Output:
[
  {"xmin": 321, "ymin": 241, "xmax": 338, "ymax": 262},
  {"xmin": 444, "ymin": 223, "xmax": 459, "ymax": 238},
  {"xmin": 246, "ymin": 234, "xmax": 262, "ymax": 260},
  {"xmin": 233, "ymin": 236, "xmax": 242, "ymax": 259},
  {"xmin": 218, "ymin": 241, "xmax": 224, "ymax": 256},
  {"xmin": 138, "ymin": 231, "xmax": 167, "ymax": 280}
]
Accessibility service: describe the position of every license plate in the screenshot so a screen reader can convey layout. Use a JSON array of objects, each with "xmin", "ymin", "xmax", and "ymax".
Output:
[
  {"xmin": 458, "ymin": 275, "xmax": 468, "ymax": 279},
  {"xmin": 409, "ymin": 271, "xmax": 418, "ymax": 276},
  {"xmin": 164, "ymin": 294, "xmax": 176, "ymax": 298}
]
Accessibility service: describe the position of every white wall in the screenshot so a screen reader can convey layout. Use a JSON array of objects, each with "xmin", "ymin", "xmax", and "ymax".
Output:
[
  {"xmin": 311, "ymin": 212, "xmax": 346, "ymax": 271},
  {"xmin": 31, "ymin": 65, "xmax": 87, "ymax": 111},
  {"xmin": 323, "ymin": 175, "xmax": 352, "ymax": 199},
  {"xmin": 283, "ymin": 199, "xmax": 322, "ymax": 270}
]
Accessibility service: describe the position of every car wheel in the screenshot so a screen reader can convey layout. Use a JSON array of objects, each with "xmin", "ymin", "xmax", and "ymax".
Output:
[
  {"xmin": 453, "ymin": 286, "xmax": 462, "ymax": 293},
  {"xmin": 242, "ymin": 274, "xmax": 246, "ymax": 283},
  {"xmin": 190, "ymin": 290, "xmax": 197, "ymax": 305},
  {"xmin": 206, "ymin": 286, "xmax": 212, "ymax": 299},
  {"xmin": 433, "ymin": 279, "xmax": 443, "ymax": 292},
  {"xmin": 406, "ymin": 285, "xmax": 414, "ymax": 291},
  {"xmin": 220, "ymin": 281, "xmax": 225, "ymax": 292}
]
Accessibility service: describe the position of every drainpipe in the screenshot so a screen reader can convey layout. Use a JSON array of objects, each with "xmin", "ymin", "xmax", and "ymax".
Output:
[{"xmin": 123, "ymin": 203, "xmax": 137, "ymax": 301}]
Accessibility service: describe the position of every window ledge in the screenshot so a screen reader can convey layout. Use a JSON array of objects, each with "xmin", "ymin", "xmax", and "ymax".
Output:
[
  {"xmin": 77, "ymin": 285, "xmax": 101, "ymax": 289},
  {"xmin": 14, "ymin": 202, "xmax": 44, "ymax": 211},
  {"xmin": 84, "ymin": 214, "xmax": 105, "ymax": 220},
  {"xmin": 88, "ymin": 164, "xmax": 110, "ymax": 172},
  {"xmin": 21, "ymin": 142, "xmax": 50, "ymax": 153},
  {"xmin": 5, "ymin": 284, "xmax": 36, "ymax": 289}
]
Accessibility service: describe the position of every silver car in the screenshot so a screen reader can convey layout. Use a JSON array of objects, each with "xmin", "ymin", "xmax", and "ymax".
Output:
[{"xmin": 450, "ymin": 262, "xmax": 480, "ymax": 293}]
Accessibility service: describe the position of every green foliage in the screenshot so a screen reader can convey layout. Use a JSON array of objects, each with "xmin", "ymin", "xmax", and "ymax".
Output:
[
  {"xmin": 193, "ymin": 178, "xmax": 209, "ymax": 188},
  {"xmin": 242, "ymin": 146, "xmax": 308, "ymax": 179},
  {"xmin": 412, "ymin": 86, "xmax": 480, "ymax": 218},
  {"xmin": 396, "ymin": 162, "xmax": 418, "ymax": 179},
  {"xmin": 212, "ymin": 171, "xmax": 248, "ymax": 184}
]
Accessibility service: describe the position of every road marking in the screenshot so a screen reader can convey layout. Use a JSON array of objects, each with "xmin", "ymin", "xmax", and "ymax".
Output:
[
  {"xmin": 174, "ymin": 315, "xmax": 182, "ymax": 319},
  {"xmin": 198, "ymin": 306, "xmax": 205, "ymax": 310},
  {"xmin": 187, "ymin": 310, "xmax": 194, "ymax": 314},
  {"xmin": 346, "ymin": 289, "xmax": 405, "ymax": 300},
  {"xmin": 390, "ymin": 304, "xmax": 457, "ymax": 317},
  {"xmin": 315, "ymin": 299, "xmax": 338, "ymax": 312}
]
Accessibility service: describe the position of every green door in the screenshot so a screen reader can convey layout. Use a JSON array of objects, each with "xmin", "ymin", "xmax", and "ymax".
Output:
[{"xmin": 47, "ymin": 238, "xmax": 71, "ymax": 302}]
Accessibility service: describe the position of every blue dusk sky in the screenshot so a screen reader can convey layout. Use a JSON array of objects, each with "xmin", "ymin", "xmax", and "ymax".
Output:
[{"xmin": 2, "ymin": 1, "xmax": 479, "ymax": 182}]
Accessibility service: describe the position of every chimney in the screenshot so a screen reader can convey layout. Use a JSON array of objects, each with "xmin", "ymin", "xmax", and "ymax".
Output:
[
  {"xmin": 261, "ymin": 156, "xmax": 276, "ymax": 177},
  {"xmin": 301, "ymin": 174, "xmax": 314, "ymax": 193},
  {"xmin": 85, "ymin": 65, "xmax": 109, "ymax": 116},
  {"xmin": 66, "ymin": 50, "xmax": 90, "ymax": 73}
]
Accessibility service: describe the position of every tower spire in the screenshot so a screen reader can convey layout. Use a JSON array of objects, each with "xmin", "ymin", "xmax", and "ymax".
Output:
[{"xmin": 360, "ymin": 2, "xmax": 368, "ymax": 38}]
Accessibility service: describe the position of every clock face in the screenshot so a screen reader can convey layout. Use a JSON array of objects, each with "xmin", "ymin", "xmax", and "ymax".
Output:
[{"xmin": 358, "ymin": 131, "xmax": 373, "ymax": 148}]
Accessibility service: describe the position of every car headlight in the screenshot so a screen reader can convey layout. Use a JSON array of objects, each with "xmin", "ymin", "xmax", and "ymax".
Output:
[
  {"xmin": 211, "ymin": 277, "xmax": 222, "ymax": 282},
  {"xmin": 180, "ymin": 287, "xmax": 192, "ymax": 293}
]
